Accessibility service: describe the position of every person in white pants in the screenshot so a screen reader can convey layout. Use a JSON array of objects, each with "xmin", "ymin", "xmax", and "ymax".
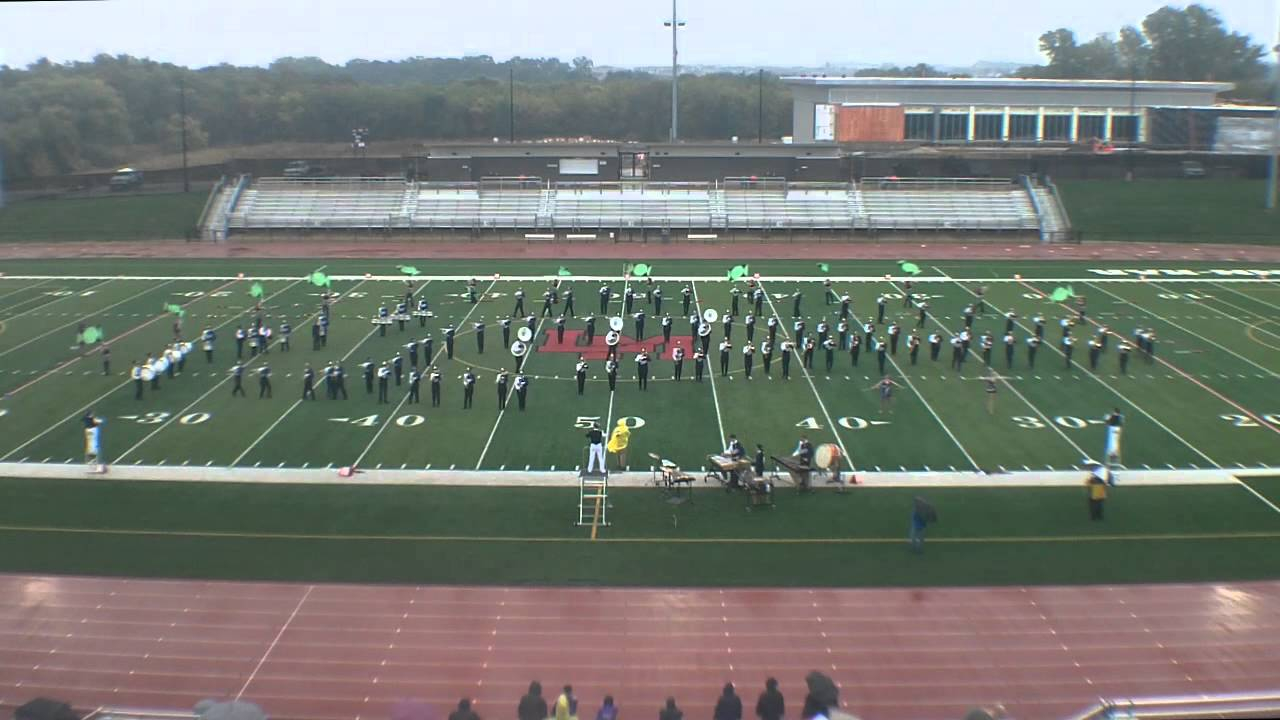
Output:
[{"xmin": 586, "ymin": 423, "xmax": 606, "ymax": 473}]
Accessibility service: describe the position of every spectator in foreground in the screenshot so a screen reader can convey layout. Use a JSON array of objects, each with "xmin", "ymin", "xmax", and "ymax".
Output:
[
  {"xmin": 448, "ymin": 699, "xmax": 480, "ymax": 720},
  {"xmin": 519, "ymin": 682, "xmax": 548, "ymax": 720},
  {"xmin": 595, "ymin": 696, "xmax": 618, "ymax": 720},
  {"xmin": 714, "ymin": 684, "xmax": 743, "ymax": 720},
  {"xmin": 755, "ymin": 678, "xmax": 784, "ymax": 720},
  {"xmin": 801, "ymin": 695, "xmax": 828, "ymax": 720},
  {"xmin": 658, "ymin": 697, "xmax": 682, "ymax": 720},
  {"xmin": 555, "ymin": 685, "xmax": 578, "ymax": 720},
  {"xmin": 804, "ymin": 671, "xmax": 861, "ymax": 720},
  {"xmin": 909, "ymin": 496, "xmax": 938, "ymax": 554}
]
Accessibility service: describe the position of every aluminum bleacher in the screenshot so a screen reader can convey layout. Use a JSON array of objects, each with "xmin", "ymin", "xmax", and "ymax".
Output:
[{"xmin": 222, "ymin": 176, "xmax": 1060, "ymax": 236}]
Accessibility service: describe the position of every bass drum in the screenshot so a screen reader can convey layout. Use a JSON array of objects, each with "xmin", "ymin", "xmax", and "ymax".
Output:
[{"xmin": 814, "ymin": 443, "xmax": 841, "ymax": 470}]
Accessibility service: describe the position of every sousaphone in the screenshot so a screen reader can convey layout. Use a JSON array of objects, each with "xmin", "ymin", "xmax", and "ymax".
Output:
[
  {"xmin": 606, "ymin": 330, "xmax": 621, "ymax": 347},
  {"xmin": 702, "ymin": 308, "xmax": 719, "ymax": 324},
  {"xmin": 510, "ymin": 340, "xmax": 528, "ymax": 357},
  {"xmin": 609, "ymin": 316, "xmax": 625, "ymax": 332},
  {"xmin": 516, "ymin": 326, "xmax": 534, "ymax": 343}
]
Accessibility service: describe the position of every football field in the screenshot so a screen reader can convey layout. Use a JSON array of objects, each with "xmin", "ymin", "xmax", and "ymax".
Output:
[{"xmin": 0, "ymin": 258, "xmax": 1277, "ymax": 476}]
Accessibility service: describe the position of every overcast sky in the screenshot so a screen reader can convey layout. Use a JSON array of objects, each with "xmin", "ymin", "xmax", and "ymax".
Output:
[{"xmin": 0, "ymin": 0, "xmax": 1275, "ymax": 70}]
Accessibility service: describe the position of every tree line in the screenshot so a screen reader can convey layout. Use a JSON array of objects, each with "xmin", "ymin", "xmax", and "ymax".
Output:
[{"xmin": 0, "ymin": 3, "xmax": 1271, "ymax": 182}]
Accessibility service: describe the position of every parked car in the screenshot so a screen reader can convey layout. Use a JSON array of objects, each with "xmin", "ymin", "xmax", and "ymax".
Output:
[
  {"xmin": 108, "ymin": 168, "xmax": 144, "ymax": 191},
  {"xmin": 282, "ymin": 160, "xmax": 328, "ymax": 178}
]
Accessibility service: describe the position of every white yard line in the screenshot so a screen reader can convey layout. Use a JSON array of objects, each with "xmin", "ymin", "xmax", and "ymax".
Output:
[
  {"xmin": 228, "ymin": 279, "xmax": 380, "ymax": 467},
  {"xmin": 889, "ymin": 279, "xmax": 1091, "ymax": 462},
  {"xmin": 690, "ymin": 281, "xmax": 727, "ymax": 446},
  {"xmin": 0, "ymin": 280, "xmax": 177, "ymax": 359},
  {"xmin": 1180, "ymin": 284, "xmax": 1280, "ymax": 341},
  {"xmin": 758, "ymin": 281, "xmax": 910, "ymax": 472},
  {"xmin": 235, "ymin": 584, "xmax": 313, "ymax": 700},
  {"xmin": 1091, "ymin": 282, "xmax": 1277, "ymax": 377},
  {"xmin": 0, "ymin": 278, "xmax": 51, "ymax": 302},
  {"xmin": 935, "ymin": 267, "xmax": 1221, "ymax": 468},
  {"xmin": 0, "ymin": 278, "xmax": 117, "ymax": 321},
  {"xmin": 475, "ymin": 316, "xmax": 548, "ymax": 470},
  {"xmin": 0, "ymin": 276, "xmax": 258, "ymax": 462},
  {"xmin": 355, "ymin": 280, "xmax": 495, "ymax": 470},
  {"xmin": 114, "ymin": 275, "xmax": 325, "ymax": 463},
  {"xmin": 1212, "ymin": 282, "xmax": 1280, "ymax": 314},
  {"xmin": 1236, "ymin": 479, "xmax": 1280, "ymax": 515}
]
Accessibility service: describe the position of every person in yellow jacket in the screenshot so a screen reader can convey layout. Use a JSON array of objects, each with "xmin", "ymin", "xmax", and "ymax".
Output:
[
  {"xmin": 606, "ymin": 418, "xmax": 630, "ymax": 471},
  {"xmin": 1086, "ymin": 463, "xmax": 1108, "ymax": 521},
  {"xmin": 554, "ymin": 685, "xmax": 578, "ymax": 720}
]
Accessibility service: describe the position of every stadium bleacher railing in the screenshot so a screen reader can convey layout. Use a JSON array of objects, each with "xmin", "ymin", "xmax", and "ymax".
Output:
[{"xmin": 1062, "ymin": 689, "xmax": 1280, "ymax": 720}]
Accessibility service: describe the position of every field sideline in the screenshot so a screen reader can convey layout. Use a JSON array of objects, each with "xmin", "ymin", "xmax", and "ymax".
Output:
[{"xmin": 0, "ymin": 259, "xmax": 1277, "ymax": 480}]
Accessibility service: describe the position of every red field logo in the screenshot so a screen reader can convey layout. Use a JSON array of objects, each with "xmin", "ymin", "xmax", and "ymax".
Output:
[{"xmin": 538, "ymin": 330, "xmax": 693, "ymax": 360}]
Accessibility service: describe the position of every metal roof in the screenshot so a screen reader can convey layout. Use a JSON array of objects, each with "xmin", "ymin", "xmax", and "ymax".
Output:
[{"xmin": 781, "ymin": 76, "xmax": 1235, "ymax": 93}]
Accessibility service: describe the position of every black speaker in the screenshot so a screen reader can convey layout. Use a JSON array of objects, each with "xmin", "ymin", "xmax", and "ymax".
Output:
[{"xmin": 15, "ymin": 698, "xmax": 77, "ymax": 720}]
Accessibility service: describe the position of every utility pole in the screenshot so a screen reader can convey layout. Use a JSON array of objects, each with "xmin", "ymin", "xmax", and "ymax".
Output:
[
  {"xmin": 664, "ymin": 0, "xmax": 685, "ymax": 142},
  {"xmin": 1267, "ymin": 3, "xmax": 1280, "ymax": 210},
  {"xmin": 179, "ymin": 75, "xmax": 190, "ymax": 193},
  {"xmin": 508, "ymin": 65, "xmax": 516, "ymax": 143},
  {"xmin": 758, "ymin": 69, "xmax": 765, "ymax": 144}
]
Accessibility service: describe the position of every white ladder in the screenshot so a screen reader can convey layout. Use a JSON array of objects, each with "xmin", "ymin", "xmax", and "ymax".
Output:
[{"xmin": 577, "ymin": 470, "xmax": 609, "ymax": 527}]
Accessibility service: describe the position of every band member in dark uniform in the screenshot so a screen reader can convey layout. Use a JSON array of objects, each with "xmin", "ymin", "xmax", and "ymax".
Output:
[
  {"xmin": 908, "ymin": 333, "xmax": 921, "ymax": 365},
  {"xmin": 694, "ymin": 349, "xmax": 706, "ymax": 382},
  {"xmin": 501, "ymin": 318, "xmax": 512, "ymax": 348},
  {"xmin": 1026, "ymin": 335, "xmax": 1041, "ymax": 369},
  {"xmin": 606, "ymin": 358, "xmax": 618, "ymax": 391},
  {"xmin": 496, "ymin": 369, "xmax": 509, "ymax": 410},
  {"xmin": 672, "ymin": 344, "xmax": 685, "ymax": 380},
  {"xmin": 430, "ymin": 366, "xmax": 442, "ymax": 406},
  {"xmin": 563, "ymin": 287, "xmax": 576, "ymax": 317},
  {"xmin": 761, "ymin": 340, "xmax": 773, "ymax": 376},
  {"xmin": 636, "ymin": 349, "xmax": 650, "ymax": 390},
  {"xmin": 444, "ymin": 325, "xmax": 455, "ymax": 359},
  {"xmin": 780, "ymin": 340, "xmax": 793, "ymax": 379},
  {"xmin": 850, "ymin": 333, "xmax": 862, "ymax": 366},
  {"xmin": 585, "ymin": 315, "xmax": 597, "ymax": 345},
  {"xmin": 514, "ymin": 373, "xmax": 528, "ymax": 410},
  {"xmin": 575, "ymin": 355, "xmax": 588, "ymax": 396},
  {"xmin": 462, "ymin": 368, "xmax": 476, "ymax": 408},
  {"xmin": 719, "ymin": 340, "xmax": 732, "ymax": 377},
  {"xmin": 302, "ymin": 364, "xmax": 316, "ymax": 400},
  {"xmin": 661, "ymin": 314, "xmax": 673, "ymax": 343}
]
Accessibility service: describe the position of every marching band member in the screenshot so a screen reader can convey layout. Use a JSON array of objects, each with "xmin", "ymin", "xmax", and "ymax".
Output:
[
  {"xmin": 606, "ymin": 357, "xmax": 618, "ymax": 391},
  {"xmin": 743, "ymin": 341, "xmax": 756, "ymax": 379},
  {"xmin": 794, "ymin": 319, "xmax": 806, "ymax": 348},
  {"xmin": 406, "ymin": 338, "xmax": 420, "ymax": 367},
  {"xmin": 392, "ymin": 354, "xmax": 404, "ymax": 385},
  {"xmin": 377, "ymin": 305, "xmax": 389, "ymax": 336},
  {"xmin": 605, "ymin": 331, "xmax": 620, "ymax": 361},
  {"xmin": 575, "ymin": 355, "xmax": 589, "ymax": 396},
  {"xmin": 377, "ymin": 362, "xmax": 391, "ymax": 403},
  {"xmin": 730, "ymin": 287, "xmax": 742, "ymax": 316},
  {"xmin": 633, "ymin": 309, "xmax": 646, "ymax": 339},
  {"xmin": 849, "ymin": 333, "xmax": 862, "ymax": 366},
  {"xmin": 131, "ymin": 359, "xmax": 144, "ymax": 399},
  {"xmin": 258, "ymin": 363, "xmax": 272, "ymax": 398},
  {"xmin": 753, "ymin": 287, "xmax": 765, "ymax": 316},
  {"xmin": 693, "ymin": 348, "xmax": 706, "ymax": 382},
  {"xmin": 1027, "ymin": 334, "xmax": 1042, "ymax": 369},
  {"xmin": 721, "ymin": 311, "xmax": 733, "ymax": 342},
  {"xmin": 959, "ymin": 327, "xmax": 972, "ymax": 356},
  {"xmin": 202, "ymin": 328, "xmax": 216, "ymax": 363},
  {"xmin": 1063, "ymin": 335, "xmax": 1076, "ymax": 369},
  {"xmin": 908, "ymin": 332, "xmax": 921, "ymax": 365},
  {"xmin": 462, "ymin": 368, "xmax": 476, "ymax": 408},
  {"xmin": 823, "ymin": 278, "xmax": 834, "ymax": 305},
  {"xmin": 444, "ymin": 325, "xmax": 455, "ymax": 359},
  {"xmin": 541, "ymin": 288, "xmax": 555, "ymax": 317},
  {"xmin": 635, "ymin": 348, "xmax": 651, "ymax": 390},
  {"xmin": 950, "ymin": 335, "xmax": 964, "ymax": 370},
  {"xmin": 863, "ymin": 321, "xmax": 874, "ymax": 349},
  {"xmin": 718, "ymin": 339, "xmax": 732, "ymax": 377},
  {"xmin": 623, "ymin": 286, "xmax": 635, "ymax": 315},
  {"xmin": 791, "ymin": 290, "xmax": 802, "ymax": 318},
  {"xmin": 917, "ymin": 301, "xmax": 930, "ymax": 328},
  {"xmin": 672, "ymin": 343, "xmax": 685, "ymax": 380},
  {"xmin": 555, "ymin": 314, "xmax": 566, "ymax": 344},
  {"xmin": 767, "ymin": 316, "xmax": 778, "ymax": 344},
  {"xmin": 839, "ymin": 292, "xmax": 851, "ymax": 319},
  {"xmin": 1004, "ymin": 311, "xmax": 1017, "ymax": 334},
  {"xmin": 1004, "ymin": 332, "xmax": 1016, "ymax": 369},
  {"xmin": 396, "ymin": 301, "xmax": 408, "ymax": 331},
  {"xmin": 802, "ymin": 337, "xmax": 816, "ymax": 370},
  {"xmin": 318, "ymin": 314, "xmax": 328, "ymax": 347},
  {"xmin": 688, "ymin": 310, "xmax": 700, "ymax": 337},
  {"xmin": 699, "ymin": 322, "xmax": 712, "ymax": 354},
  {"xmin": 887, "ymin": 323, "xmax": 901, "ymax": 354},
  {"xmin": 816, "ymin": 319, "xmax": 829, "ymax": 347},
  {"xmin": 823, "ymin": 337, "xmax": 836, "ymax": 372},
  {"xmin": 333, "ymin": 361, "xmax": 348, "ymax": 399},
  {"xmin": 875, "ymin": 336, "xmax": 888, "ymax": 375},
  {"xmin": 599, "ymin": 284, "xmax": 611, "ymax": 315},
  {"xmin": 280, "ymin": 321, "xmax": 291, "ymax": 352},
  {"xmin": 962, "ymin": 304, "xmax": 975, "ymax": 329},
  {"xmin": 650, "ymin": 286, "xmax": 661, "ymax": 314},
  {"xmin": 1088, "ymin": 337, "xmax": 1103, "ymax": 370},
  {"xmin": 417, "ymin": 297, "xmax": 431, "ymax": 327},
  {"xmin": 1032, "ymin": 314, "xmax": 1045, "ymax": 339},
  {"xmin": 661, "ymin": 313, "xmax": 673, "ymax": 343},
  {"xmin": 876, "ymin": 294, "xmax": 887, "ymax": 324},
  {"xmin": 584, "ymin": 315, "xmax": 597, "ymax": 345},
  {"xmin": 361, "ymin": 357, "xmax": 375, "ymax": 394},
  {"xmin": 514, "ymin": 373, "xmax": 529, "ymax": 410},
  {"xmin": 430, "ymin": 365, "xmax": 442, "ymax": 406},
  {"xmin": 563, "ymin": 287, "xmax": 576, "ymax": 317},
  {"xmin": 230, "ymin": 361, "xmax": 246, "ymax": 397},
  {"xmin": 780, "ymin": 340, "xmax": 794, "ymax": 379},
  {"xmin": 681, "ymin": 285, "xmax": 692, "ymax": 315},
  {"xmin": 500, "ymin": 318, "xmax": 512, "ymax": 348},
  {"xmin": 980, "ymin": 332, "xmax": 994, "ymax": 367},
  {"xmin": 744, "ymin": 313, "xmax": 756, "ymax": 342},
  {"xmin": 928, "ymin": 332, "xmax": 941, "ymax": 362},
  {"xmin": 474, "ymin": 321, "xmax": 486, "ymax": 354},
  {"xmin": 836, "ymin": 319, "xmax": 849, "ymax": 350},
  {"xmin": 761, "ymin": 340, "xmax": 773, "ymax": 376},
  {"xmin": 235, "ymin": 325, "xmax": 246, "ymax": 359},
  {"xmin": 496, "ymin": 368, "xmax": 509, "ymax": 410},
  {"xmin": 513, "ymin": 288, "xmax": 526, "ymax": 317},
  {"xmin": 302, "ymin": 364, "xmax": 316, "ymax": 400}
]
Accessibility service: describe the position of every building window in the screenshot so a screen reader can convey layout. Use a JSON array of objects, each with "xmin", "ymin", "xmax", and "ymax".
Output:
[
  {"xmin": 1043, "ymin": 115, "xmax": 1071, "ymax": 141},
  {"xmin": 939, "ymin": 114, "xmax": 969, "ymax": 141},
  {"xmin": 974, "ymin": 114, "xmax": 1003, "ymax": 141},
  {"xmin": 1111, "ymin": 115, "xmax": 1139, "ymax": 143},
  {"xmin": 1009, "ymin": 115, "xmax": 1037, "ymax": 141},
  {"xmin": 1078, "ymin": 116, "xmax": 1106, "ymax": 142},
  {"xmin": 904, "ymin": 113, "xmax": 933, "ymax": 140}
]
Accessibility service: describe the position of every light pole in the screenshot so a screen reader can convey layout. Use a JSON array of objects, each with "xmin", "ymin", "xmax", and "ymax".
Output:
[{"xmin": 664, "ymin": 0, "xmax": 685, "ymax": 142}]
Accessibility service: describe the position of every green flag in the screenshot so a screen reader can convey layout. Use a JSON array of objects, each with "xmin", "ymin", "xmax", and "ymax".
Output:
[
  {"xmin": 163, "ymin": 303, "xmax": 186, "ymax": 318},
  {"xmin": 398, "ymin": 265, "xmax": 421, "ymax": 276},
  {"xmin": 899, "ymin": 261, "xmax": 922, "ymax": 276},
  {"xmin": 1049, "ymin": 286, "xmax": 1075, "ymax": 303},
  {"xmin": 557, "ymin": 266, "xmax": 573, "ymax": 277},
  {"xmin": 817, "ymin": 263, "xmax": 831, "ymax": 273},
  {"xmin": 630, "ymin": 263, "xmax": 653, "ymax": 277},
  {"xmin": 727, "ymin": 264, "xmax": 750, "ymax": 281},
  {"xmin": 310, "ymin": 271, "xmax": 331, "ymax": 288},
  {"xmin": 82, "ymin": 327, "xmax": 105, "ymax": 344},
  {"xmin": 249, "ymin": 282, "xmax": 264, "ymax": 299}
]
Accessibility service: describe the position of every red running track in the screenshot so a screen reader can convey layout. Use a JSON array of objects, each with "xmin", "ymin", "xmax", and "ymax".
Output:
[{"xmin": 0, "ymin": 575, "xmax": 1278, "ymax": 720}]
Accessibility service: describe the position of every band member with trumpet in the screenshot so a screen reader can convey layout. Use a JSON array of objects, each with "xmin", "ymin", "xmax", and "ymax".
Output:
[
  {"xmin": 929, "ymin": 332, "xmax": 941, "ymax": 362},
  {"xmin": 877, "ymin": 295, "xmax": 887, "ymax": 324},
  {"xmin": 624, "ymin": 287, "xmax": 635, "ymax": 315},
  {"xmin": 496, "ymin": 368, "xmax": 509, "ymax": 410},
  {"xmin": 753, "ymin": 287, "xmax": 765, "ymax": 316},
  {"xmin": 512, "ymin": 288, "xmax": 525, "ymax": 317},
  {"xmin": 417, "ymin": 297, "xmax": 430, "ymax": 327},
  {"xmin": 722, "ymin": 311, "xmax": 733, "ymax": 341},
  {"xmin": 430, "ymin": 365, "xmax": 442, "ymax": 406},
  {"xmin": 563, "ymin": 287, "xmax": 575, "ymax": 317},
  {"xmin": 767, "ymin": 316, "xmax": 778, "ymax": 343},
  {"xmin": 681, "ymin": 285, "xmax": 692, "ymax": 315},
  {"xmin": 514, "ymin": 373, "xmax": 528, "ymax": 410},
  {"xmin": 555, "ymin": 314, "xmax": 566, "ymax": 344},
  {"xmin": 541, "ymin": 288, "xmax": 555, "ymax": 317},
  {"xmin": 651, "ymin": 286, "xmax": 662, "ymax": 315},
  {"xmin": 575, "ymin": 355, "xmax": 589, "ymax": 395},
  {"xmin": 743, "ymin": 341, "xmax": 756, "ymax": 379},
  {"xmin": 606, "ymin": 357, "xmax": 618, "ymax": 391},
  {"xmin": 392, "ymin": 353, "xmax": 404, "ymax": 385},
  {"xmin": 405, "ymin": 338, "xmax": 419, "ymax": 367},
  {"xmin": 361, "ymin": 358, "xmax": 376, "ymax": 394},
  {"xmin": 661, "ymin": 314, "xmax": 673, "ymax": 343},
  {"xmin": 672, "ymin": 343, "xmax": 685, "ymax": 380},
  {"xmin": 407, "ymin": 366, "xmax": 422, "ymax": 404},
  {"xmin": 633, "ymin": 309, "xmax": 646, "ymax": 339},
  {"xmin": 823, "ymin": 337, "xmax": 836, "ymax": 372},
  {"xmin": 876, "ymin": 337, "xmax": 888, "ymax": 375},
  {"xmin": 235, "ymin": 325, "xmax": 246, "ymax": 358},
  {"xmin": 636, "ymin": 348, "xmax": 651, "ymax": 390},
  {"xmin": 888, "ymin": 322, "xmax": 901, "ymax": 355},
  {"xmin": 794, "ymin": 319, "xmax": 806, "ymax": 348},
  {"xmin": 840, "ymin": 293, "xmax": 851, "ymax": 319},
  {"xmin": 917, "ymin": 301, "xmax": 930, "ymax": 328},
  {"xmin": 980, "ymin": 332, "xmax": 994, "ymax": 367},
  {"xmin": 863, "ymin": 321, "xmax": 875, "ymax": 349},
  {"xmin": 422, "ymin": 333, "xmax": 433, "ymax": 363},
  {"xmin": 444, "ymin": 325, "xmax": 455, "ymax": 359},
  {"xmin": 694, "ymin": 348, "xmax": 706, "ymax": 382},
  {"xmin": 836, "ymin": 318, "xmax": 849, "ymax": 350},
  {"xmin": 816, "ymin": 319, "xmax": 829, "ymax": 347},
  {"xmin": 849, "ymin": 333, "xmax": 861, "ymax": 366},
  {"xmin": 599, "ymin": 284, "xmax": 611, "ymax": 315},
  {"xmin": 462, "ymin": 368, "xmax": 476, "ymax": 408},
  {"xmin": 908, "ymin": 332, "xmax": 921, "ymax": 365},
  {"xmin": 802, "ymin": 337, "xmax": 816, "ymax": 370},
  {"xmin": 501, "ymin": 318, "xmax": 512, "ymax": 348},
  {"xmin": 719, "ymin": 339, "xmax": 732, "ymax": 377},
  {"xmin": 744, "ymin": 313, "xmax": 756, "ymax": 341},
  {"xmin": 780, "ymin": 340, "xmax": 793, "ymax": 379}
]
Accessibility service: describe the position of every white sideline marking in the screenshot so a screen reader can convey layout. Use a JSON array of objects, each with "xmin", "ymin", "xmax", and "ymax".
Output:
[
  {"xmin": 691, "ymin": 281, "xmax": 727, "ymax": 449},
  {"xmin": 3, "ymin": 273, "xmax": 1278, "ymax": 284},
  {"xmin": 236, "ymin": 585, "xmax": 313, "ymax": 699},
  {"xmin": 1237, "ymin": 479, "xmax": 1280, "ymax": 516}
]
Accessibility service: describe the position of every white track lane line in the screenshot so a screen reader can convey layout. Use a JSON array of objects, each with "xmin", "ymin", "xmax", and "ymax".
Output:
[
  {"xmin": 354, "ymin": 280, "xmax": 496, "ymax": 470},
  {"xmin": 235, "ymin": 584, "xmax": 313, "ymax": 700},
  {"xmin": 934, "ymin": 267, "xmax": 1220, "ymax": 468}
]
